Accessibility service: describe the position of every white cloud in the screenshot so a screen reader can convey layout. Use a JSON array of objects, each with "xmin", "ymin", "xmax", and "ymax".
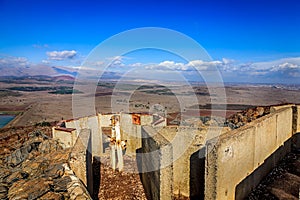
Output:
[
  {"xmin": 131, "ymin": 56, "xmax": 300, "ymax": 81},
  {"xmin": 46, "ymin": 50, "xmax": 77, "ymax": 61},
  {"xmin": 218, "ymin": 57, "xmax": 300, "ymax": 81},
  {"xmin": 186, "ymin": 60, "xmax": 223, "ymax": 71},
  {"xmin": 143, "ymin": 59, "xmax": 226, "ymax": 71},
  {"xmin": 102, "ymin": 56, "xmax": 129, "ymax": 67},
  {"xmin": 42, "ymin": 59, "xmax": 50, "ymax": 64},
  {"xmin": 157, "ymin": 61, "xmax": 186, "ymax": 70},
  {"xmin": 0, "ymin": 56, "xmax": 29, "ymax": 68},
  {"xmin": 271, "ymin": 62, "xmax": 300, "ymax": 71},
  {"xmin": 129, "ymin": 62, "xmax": 143, "ymax": 67}
]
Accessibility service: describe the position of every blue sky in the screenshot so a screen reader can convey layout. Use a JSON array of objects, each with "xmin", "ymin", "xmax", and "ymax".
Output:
[{"xmin": 0, "ymin": 0, "xmax": 300, "ymax": 83}]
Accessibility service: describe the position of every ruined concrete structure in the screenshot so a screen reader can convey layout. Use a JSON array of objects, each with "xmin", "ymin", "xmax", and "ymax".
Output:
[{"xmin": 52, "ymin": 105, "xmax": 300, "ymax": 200}]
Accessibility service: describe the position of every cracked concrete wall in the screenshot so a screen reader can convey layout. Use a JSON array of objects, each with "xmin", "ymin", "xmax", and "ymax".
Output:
[{"xmin": 205, "ymin": 106, "xmax": 293, "ymax": 200}]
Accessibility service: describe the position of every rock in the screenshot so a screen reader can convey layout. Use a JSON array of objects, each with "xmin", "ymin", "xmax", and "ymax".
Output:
[
  {"xmin": 0, "ymin": 184, "xmax": 8, "ymax": 200},
  {"xmin": 269, "ymin": 188, "xmax": 298, "ymax": 200},
  {"xmin": 0, "ymin": 167, "xmax": 11, "ymax": 182},
  {"xmin": 269, "ymin": 172, "xmax": 300, "ymax": 198},
  {"xmin": 52, "ymin": 176, "xmax": 72, "ymax": 192},
  {"xmin": 0, "ymin": 185, "xmax": 8, "ymax": 193},
  {"xmin": 45, "ymin": 164, "xmax": 65, "ymax": 179},
  {"xmin": 1, "ymin": 128, "xmax": 92, "ymax": 200},
  {"xmin": 6, "ymin": 171, "xmax": 23, "ymax": 185},
  {"xmin": 8, "ymin": 177, "xmax": 52, "ymax": 200},
  {"xmin": 5, "ymin": 145, "xmax": 32, "ymax": 167},
  {"xmin": 38, "ymin": 139, "xmax": 63, "ymax": 154},
  {"xmin": 226, "ymin": 106, "xmax": 270, "ymax": 130},
  {"xmin": 39, "ymin": 191, "xmax": 64, "ymax": 200},
  {"xmin": 256, "ymin": 107, "xmax": 265, "ymax": 116},
  {"xmin": 69, "ymin": 186, "xmax": 90, "ymax": 200}
]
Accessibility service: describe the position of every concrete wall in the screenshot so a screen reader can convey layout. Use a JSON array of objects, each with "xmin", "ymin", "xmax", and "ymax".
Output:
[
  {"xmin": 119, "ymin": 113, "xmax": 142, "ymax": 155},
  {"xmin": 139, "ymin": 126, "xmax": 173, "ymax": 200},
  {"xmin": 65, "ymin": 116, "xmax": 102, "ymax": 156},
  {"xmin": 98, "ymin": 113, "xmax": 114, "ymax": 127},
  {"xmin": 61, "ymin": 113, "xmax": 167, "ymax": 157},
  {"xmin": 69, "ymin": 129, "xmax": 93, "ymax": 195},
  {"xmin": 293, "ymin": 105, "xmax": 300, "ymax": 134},
  {"xmin": 205, "ymin": 106, "xmax": 293, "ymax": 200},
  {"xmin": 52, "ymin": 128, "xmax": 77, "ymax": 148},
  {"xmin": 158, "ymin": 126, "xmax": 207, "ymax": 198},
  {"xmin": 141, "ymin": 114, "xmax": 153, "ymax": 125}
]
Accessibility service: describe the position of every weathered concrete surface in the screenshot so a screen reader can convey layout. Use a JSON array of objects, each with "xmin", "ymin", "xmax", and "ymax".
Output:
[
  {"xmin": 139, "ymin": 126, "xmax": 173, "ymax": 200},
  {"xmin": 270, "ymin": 104, "xmax": 295, "ymax": 112},
  {"xmin": 140, "ymin": 114, "xmax": 153, "ymax": 125},
  {"xmin": 69, "ymin": 129, "xmax": 93, "ymax": 194},
  {"xmin": 205, "ymin": 106, "xmax": 293, "ymax": 200},
  {"xmin": 292, "ymin": 105, "xmax": 300, "ymax": 149},
  {"xmin": 120, "ymin": 113, "xmax": 142, "ymax": 155},
  {"xmin": 158, "ymin": 126, "xmax": 206, "ymax": 198},
  {"xmin": 294, "ymin": 105, "xmax": 300, "ymax": 133},
  {"xmin": 236, "ymin": 138, "xmax": 292, "ymax": 199},
  {"xmin": 65, "ymin": 116, "xmax": 102, "ymax": 156},
  {"xmin": 98, "ymin": 113, "xmax": 114, "ymax": 127},
  {"xmin": 52, "ymin": 127, "xmax": 77, "ymax": 148}
]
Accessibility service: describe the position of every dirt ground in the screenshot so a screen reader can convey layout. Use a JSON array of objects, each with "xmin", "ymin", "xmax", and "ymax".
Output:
[
  {"xmin": 2, "ymin": 80, "xmax": 300, "ymax": 127},
  {"xmin": 97, "ymin": 155, "xmax": 147, "ymax": 200}
]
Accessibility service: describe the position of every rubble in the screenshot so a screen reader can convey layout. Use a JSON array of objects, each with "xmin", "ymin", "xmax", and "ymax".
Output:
[{"xmin": 225, "ymin": 106, "xmax": 270, "ymax": 129}]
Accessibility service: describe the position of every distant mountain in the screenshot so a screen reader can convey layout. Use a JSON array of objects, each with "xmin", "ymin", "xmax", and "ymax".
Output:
[
  {"xmin": 0, "ymin": 63, "xmax": 78, "ymax": 77},
  {"xmin": 0, "ymin": 63, "xmax": 125, "ymax": 82},
  {"xmin": 52, "ymin": 75, "xmax": 75, "ymax": 81},
  {"xmin": 52, "ymin": 67, "xmax": 77, "ymax": 76}
]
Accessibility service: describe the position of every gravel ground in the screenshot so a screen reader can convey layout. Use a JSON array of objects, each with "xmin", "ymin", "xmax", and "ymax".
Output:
[{"xmin": 247, "ymin": 149, "xmax": 300, "ymax": 200}]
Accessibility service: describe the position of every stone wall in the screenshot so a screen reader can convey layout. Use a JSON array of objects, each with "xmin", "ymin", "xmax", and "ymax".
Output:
[
  {"xmin": 205, "ymin": 106, "xmax": 294, "ymax": 200},
  {"xmin": 139, "ymin": 126, "xmax": 173, "ymax": 200}
]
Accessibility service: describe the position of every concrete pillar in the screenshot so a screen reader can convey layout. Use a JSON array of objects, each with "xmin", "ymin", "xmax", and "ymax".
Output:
[{"xmin": 88, "ymin": 116, "xmax": 102, "ymax": 157}]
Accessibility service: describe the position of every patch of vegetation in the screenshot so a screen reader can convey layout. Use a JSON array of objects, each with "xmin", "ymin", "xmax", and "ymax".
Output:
[
  {"xmin": 136, "ymin": 85, "xmax": 166, "ymax": 90},
  {"xmin": 142, "ymin": 89, "xmax": 175, "ymax": 96},
  {"xmin": 35, "ymin": 121, "xmax": 51, "ymax": 127},
  {"xmin": 48, "ymin": 88, "xmax": 83, "ymax": 94},
  {"xmin": 97, "ymin": 82, "xmax": 170, "ymax": 91},
  {"xmin": 134, "ymin": 103, "xmax": 150, "ymax": 109},
  {"xmin": 0, "ymin": 89, "xmax": 22, "ymax": 97},
  {"xmin": 188, "ymin": 104, "xmax": 255, "ymax": 110},
  {"xmin": 8, "ymin": 86, "xmax": 82, "ymax": 94},
  {"xmin": 9, "ymin": 86, "xmax": 54, "ymax": 91},
  {"xmin": 97, "ymin": 82, "xmax": 116, "ymax": 89},
  {"xmin": 0, "ymin": 111, "xmax": 22, "ymax": 115}
]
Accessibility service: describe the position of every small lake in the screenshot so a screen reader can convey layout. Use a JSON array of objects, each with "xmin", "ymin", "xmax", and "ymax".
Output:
[{"xmin": 0, "ymin": 115, "xmax": 15, "ymax": 128}]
